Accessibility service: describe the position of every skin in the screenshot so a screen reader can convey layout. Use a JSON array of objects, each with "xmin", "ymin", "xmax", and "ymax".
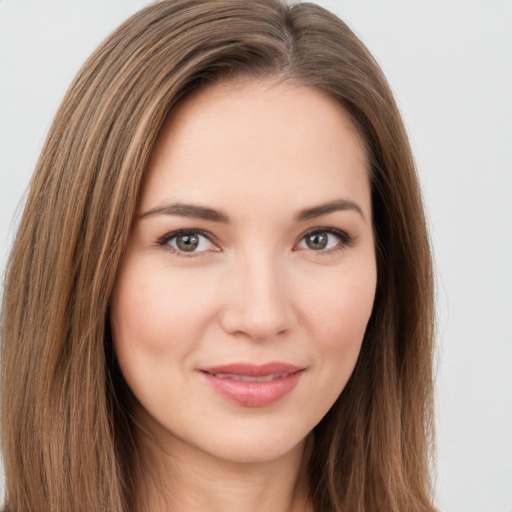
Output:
[{"xmin": 110, "ymin": 78, "xmax": 377, "ymax": 512}]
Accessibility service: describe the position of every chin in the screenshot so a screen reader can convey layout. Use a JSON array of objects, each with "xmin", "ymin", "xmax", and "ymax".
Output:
[{"xmin": 204, "ymin": 431, "xmax": 308, "ymax": 465}]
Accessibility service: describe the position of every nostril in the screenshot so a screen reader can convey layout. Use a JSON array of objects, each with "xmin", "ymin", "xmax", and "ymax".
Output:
[{"xmin": 219, "ymin": 306, "xmax": 295, "ymax": 341}]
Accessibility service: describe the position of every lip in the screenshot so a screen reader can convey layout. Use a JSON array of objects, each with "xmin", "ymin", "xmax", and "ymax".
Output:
[{"xmin": 199, "ymin": 362, "xmax": 305, "ymax": 407}]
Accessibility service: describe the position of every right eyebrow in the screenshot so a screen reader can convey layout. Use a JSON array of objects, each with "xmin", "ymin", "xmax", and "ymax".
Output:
[{"xmin": 140, "ymin": 202, "xmax": 230, "ymax": 223}]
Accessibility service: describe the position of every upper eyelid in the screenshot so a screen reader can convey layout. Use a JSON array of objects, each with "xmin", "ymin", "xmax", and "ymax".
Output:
[
  {"xmin": 296, "ymin": 226, "xmax": 351, "ymax": 243},
  {"xmin": 300, "ymin": 226, "xmax": 344, "ymax": 236},
  {"xmin": 158, "ymin": 228, "xmax": 218, "ymax": 246},
  {"xmin": 157, "ymin": 226, "xmax": 353, "ymax": 252}
]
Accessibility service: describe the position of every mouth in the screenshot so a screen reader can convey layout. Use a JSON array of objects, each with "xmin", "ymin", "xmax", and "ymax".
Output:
[
  {"xmin": 207, "ymin": 372, "xmax": 293, "ymax": 382},
  {"xmin": 199, "ymin": 362, "xmax": 305, "ymax": 407}
]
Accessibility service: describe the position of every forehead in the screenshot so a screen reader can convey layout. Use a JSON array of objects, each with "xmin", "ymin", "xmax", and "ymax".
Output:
[{"xmin": 139, "ymin": 79, "xmax": 370, "ymax": 217}]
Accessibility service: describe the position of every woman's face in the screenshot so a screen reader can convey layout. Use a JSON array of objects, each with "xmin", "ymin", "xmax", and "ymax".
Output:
[{"xmin": 110, "ymin": 79, "xmax": 377, "ymax": 465}]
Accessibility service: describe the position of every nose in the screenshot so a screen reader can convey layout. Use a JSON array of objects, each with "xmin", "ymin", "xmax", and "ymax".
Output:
[{"xmin": 219, "ymin": 251, "xmax": 297, "ymax": 341}]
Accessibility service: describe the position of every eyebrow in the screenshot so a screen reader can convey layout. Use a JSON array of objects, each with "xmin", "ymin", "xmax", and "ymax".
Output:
[
  {"xmin": 140, "ymin": 203, "xmax": 230, "ymax": 223},
  {"xmin": 140, "ymin": 198, "xmax": 365, "ymax": 223},
  {"xmin": 295, "ymin": 199, "xmax": 366, "ymax": 222}
]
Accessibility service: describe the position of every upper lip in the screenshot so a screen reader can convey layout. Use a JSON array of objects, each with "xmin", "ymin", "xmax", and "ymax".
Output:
[{"xmin": 199, "ymin": 362, "xmax": 304, "ymax": 377}]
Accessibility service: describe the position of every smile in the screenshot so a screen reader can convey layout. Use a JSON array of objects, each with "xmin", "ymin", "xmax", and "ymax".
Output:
[{"xmin": 199, "ymin": 363, "xmax": 305, "ymax": 407}]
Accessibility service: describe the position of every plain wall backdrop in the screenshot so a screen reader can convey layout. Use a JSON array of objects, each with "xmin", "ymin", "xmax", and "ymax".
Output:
[{"xmin": 1, "ymin": 1, "xmax": 511, "ymax": 511}]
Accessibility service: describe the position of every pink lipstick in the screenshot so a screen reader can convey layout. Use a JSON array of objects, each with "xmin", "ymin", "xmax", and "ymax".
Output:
[{"xmin": 199, "ymin": 362, "xmax": 304, "ymax": 407}]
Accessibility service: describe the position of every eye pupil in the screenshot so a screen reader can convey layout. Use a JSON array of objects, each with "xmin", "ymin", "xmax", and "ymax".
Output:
[
  {"xmin": 306, "ymin": 233, "xmax": 328, "ymax": 250},
  {"xmin": 176, "ymin": 234, "xmax": 199, "ymax": 252}
]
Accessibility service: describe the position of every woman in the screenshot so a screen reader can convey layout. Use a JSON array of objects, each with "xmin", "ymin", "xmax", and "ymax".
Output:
[{"xmin": 1, "ymin": 1, "xmax": 435, "ymax": 511}]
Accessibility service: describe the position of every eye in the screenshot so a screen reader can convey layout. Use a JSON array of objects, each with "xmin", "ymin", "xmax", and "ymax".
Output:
[
  {"xmin": 158, "ymin": 230, "xmax": 219, "ymax": 255},
  {"xmin": 296, "ymin": 229, "xmax": 351, "ymax": 252}
]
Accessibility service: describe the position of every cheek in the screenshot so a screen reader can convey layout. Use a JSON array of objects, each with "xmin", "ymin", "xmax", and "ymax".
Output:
[
  {"xmin": 321, "ymin": 282, "xmax": 374, "ymax": 345},
  {"xmin": 301, "ymin": 258, "xmax": 376, "ymax": 387},
  {"xmin": 109, "ymin": 259, "xmax": 212, "ymax": 420},
  {"xmin": 109, "ymin": 261, "xmax": 198, "ymax": 386},
  {"xmin": 111, "ymin": 261, "xmax": 209, "ymax": 354},
  {"xmin": 307, "ymin": 260, "xmax": 376, "ymax": 339}
]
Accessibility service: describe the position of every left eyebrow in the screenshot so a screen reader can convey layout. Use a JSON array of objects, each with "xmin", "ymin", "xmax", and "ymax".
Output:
[{"xmin": 295, "ymin": 199, "xmax": 366, "ymax": 222}]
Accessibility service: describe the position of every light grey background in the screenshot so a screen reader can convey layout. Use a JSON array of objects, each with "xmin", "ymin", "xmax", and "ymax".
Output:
[{"xmin": 1, "ymin": 1, "xmax": 511, "ymax": 511}]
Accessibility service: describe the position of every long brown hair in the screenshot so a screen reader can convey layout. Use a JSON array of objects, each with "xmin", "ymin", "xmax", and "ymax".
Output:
[{"xmin": 1, "ymin": 1, "xmax": 435, "ymax": 511}]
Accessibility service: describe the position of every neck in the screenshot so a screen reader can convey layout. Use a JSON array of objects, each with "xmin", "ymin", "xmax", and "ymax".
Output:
[{"xmin": 133, "ymin": 429, "xmax": 313, "ymax": 512}]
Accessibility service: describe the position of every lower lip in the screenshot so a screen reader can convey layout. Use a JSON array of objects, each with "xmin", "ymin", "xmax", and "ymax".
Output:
[{"xmin": 201, "ymin": 370, "xmax": 304, "ymax": 407}]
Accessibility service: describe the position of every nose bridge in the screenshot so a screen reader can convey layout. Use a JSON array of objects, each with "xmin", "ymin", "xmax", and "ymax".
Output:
[{"xmin": 221, "ymin": 245, "xmax": 295, "ymax": 340}]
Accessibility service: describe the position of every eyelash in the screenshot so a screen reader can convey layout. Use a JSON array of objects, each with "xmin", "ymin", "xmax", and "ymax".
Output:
[
  {"xmin": 157, "ymin": 229, "xmax": 218, "ymax": 258},
  {"xmin": 157, "ymin": 227, "xmax": 354, "ymax": 258},
  {"xmin": 298, "ymin": 227, "xmax": 355, "ymax": 254}
]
